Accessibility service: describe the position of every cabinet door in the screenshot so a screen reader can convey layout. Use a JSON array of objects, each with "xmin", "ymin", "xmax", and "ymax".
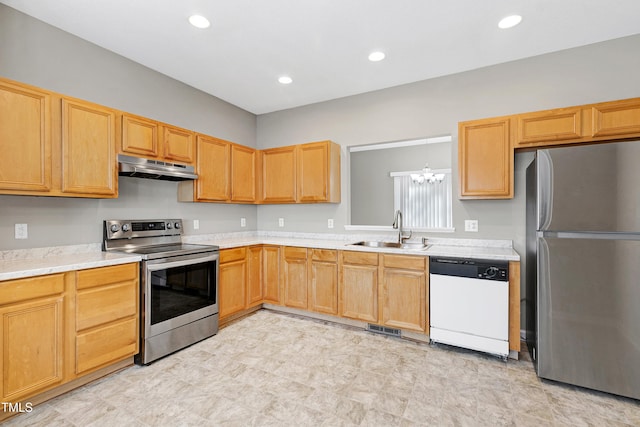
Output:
[
  {"xmin": 339, "ymin": 251, "xmax": 378, "ymax": 323},
  {"xmin": 0, "ymin": 273, "xmax": 66, "ymax": 402},
  {"xmin": 297, "ymin": 141, "xmax": 341, "ymax": 203},
  {"xmin": 458, "ymin": 117, "xmax": 513, "ymax": 199},
  {"xmin": 121, "ymin": 114, "xmax": 159, "ymax": 157},
  {"xmin": 162, "ymin": 125, "xmax": 195, "ymax": 165},
  {"xmin": 231, "ymin": 144, "xmax": 257, "ymax": 202},
  {"xmin": 309, "ymin": 250, "xmax": 338, "ymax": 315},
  {"xmin": 219, "ymin": 248, "xmax": 247, "ymax": 319},
  {"xmin": 282, "ymin": 247, "xmax": 308, "ymax": 309},
  {"xmin": 515, "ymin": 107, "xmax": 583, "ymax": 147},
  {"xmin": 61, "ymin": 99, "xmax": 117, "ymax": 197},
  {"xmin": 381, "ymin": 255, "xmax": 426, "ymax": 332},
  {"xmin": 247, "ymin": 246, "xmax": 263, "ymax": 307},
  {"xmin": 262, "ymin": 246, "xmax": 281, "ymax": 304},
  {"xmin": 591, "ymin": 99, "xmax": 640, "ymax": 138},
  {"xmin": 261, "ymin": 146, "xmax": 296, "ymax": 203},
  {"xmin": 0, "ymin": 79, "xmax": 52, "ymax": 192},
  {"xmin": 196, "ymin": 135, "xmax": 230, "ymax": 201},
  {"xmin": 298, "ymin": 142, "xmax": 328, "ymax": 202}
]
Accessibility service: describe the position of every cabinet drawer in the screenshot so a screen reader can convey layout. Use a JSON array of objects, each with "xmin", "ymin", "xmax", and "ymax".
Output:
[
  {"xmin": 76, "ymin": 281, "xmax": 137, "ymax": 331},
  {"xmin": 76, "ymin": 317, "xmax": 138, "ymax": 374},
  {"xmin": 76, "ymin": 263, "xmax": 138, "ymax": 290},
  {"xmin": 311, "ymin": 249, "xmax": 337, "ymax": 262},
  {"xmin": 284, "ymin": 246, "xmax": 308, "ymax": 259},
  {"xmin": 382, "ymin": 254, "xmax": 425, "ymax": 270},
  {"xmin": 220, "ymin": 247, "xmax": 246, "ymax": 264},
  {"xmin": 341, "ymin": 251, "xmax": 378, "ymax": 266},
  {"xmin": 0, "ymin": 274, "xmax": 65, "ymax": 305}
]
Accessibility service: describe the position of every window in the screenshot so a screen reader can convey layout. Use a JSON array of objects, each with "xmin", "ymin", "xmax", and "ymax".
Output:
[{"xmin": 391, "ymin": 169, "xmax": 453, "ymax": 231}]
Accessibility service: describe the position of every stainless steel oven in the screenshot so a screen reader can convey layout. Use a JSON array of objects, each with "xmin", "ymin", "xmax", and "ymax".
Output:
[{"xmin": 103, "ymin": 219, "xmax": 219, "ymax": 364}]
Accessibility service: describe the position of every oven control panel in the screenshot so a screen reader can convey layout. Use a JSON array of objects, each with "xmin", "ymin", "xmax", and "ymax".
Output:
[{"xmin": 104, "ymin": 219, "xmax": 183, "ymax": 240}]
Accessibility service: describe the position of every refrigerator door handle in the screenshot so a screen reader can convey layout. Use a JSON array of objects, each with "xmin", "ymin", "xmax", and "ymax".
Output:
[
  {"xmin": 536, "ymin": 235, "xmax": 552, "ymax": 368},
  {"xmin": 537, "ymin": 150, "xmax": 554, "ymax": 231}
]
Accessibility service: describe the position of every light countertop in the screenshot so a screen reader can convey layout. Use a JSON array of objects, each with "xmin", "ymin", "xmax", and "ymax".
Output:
[{"xmin": 0, "ymin": 232, "xmax": 519, "ymax": 282}]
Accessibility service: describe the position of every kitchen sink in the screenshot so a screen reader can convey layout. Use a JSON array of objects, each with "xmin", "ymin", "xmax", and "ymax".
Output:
[{"xmin": 350, "ymin": 241, "xmax": 429, "ymax": 250}]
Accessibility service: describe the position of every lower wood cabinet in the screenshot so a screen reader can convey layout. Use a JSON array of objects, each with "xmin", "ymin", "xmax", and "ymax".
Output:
[
  {"xmin": 219, "ymin": 247, "xmax": 248, "ymax": 320},
  {"xmin": 262, "ymin": 246, "xmax": 281, "ymax": 304},
  {"xmin": 75, "ymin": 263, "xmax": 138, "ymax": 375},
  {"xmin": 0, "ymin": 274, "xmax": 66, "ymax": 402},
  {"xmin": 338, "ymin": 251, "xmax": 379, "ymax": 323},
  {"xmin": 380, "ymin": 254, "xmax": 427, "ymax": 333},
  {"xmin": 308, "ymin": 249, "xmax": 338, "ymax": 315},
  {"xmin": 0, "ymin": 262, "xmax": 139, "ymax": 407},
  {"xmin": 282, "ymin": 247, "xmax": 308, "ymax": 309},
  {"xmin": 247, "ymin": 246, "xmax": 264, "ymax": 307}
]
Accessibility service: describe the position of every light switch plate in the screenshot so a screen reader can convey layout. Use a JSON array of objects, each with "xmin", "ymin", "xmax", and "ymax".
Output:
[
  {"xmin": 278, "ymin": 218, "xmax": 284, "ymax": 227},
  {"xmin": 465, "ymin": 220, "xmax": 478, "ymax": 232},
  {"xmin": 328, "ymin": 219, "xmax": 334, "ymax": 229},
  {"xmin": 193, "ymin": 219, "xmax": 200, "ymax": 230},
  {"xmin": 240, "ymin": 217, "xmax": 246, "ymax": 227}
]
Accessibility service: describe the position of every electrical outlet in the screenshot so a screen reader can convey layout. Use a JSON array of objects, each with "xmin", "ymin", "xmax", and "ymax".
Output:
[
  {"xmin": 15, "ymin": 223, "xmax": 28, "ymax": 239},
  {"xmin": 278, "ymin": 218, "xmax": 285, "ymax": 227},
  {"xmin": 327, "ymin": 219, "xmax": 334, "ymax": 229},
  {"xmin": 465, "ymin": 220, "xmax": 479, "ymax": 232},
  {"xmin": 193, "ymin": 219, "xmax": 200, "ymax": 230},
  {"xmin": 240, "ymin": 217, "xmax": 246, "ymax": 227}
]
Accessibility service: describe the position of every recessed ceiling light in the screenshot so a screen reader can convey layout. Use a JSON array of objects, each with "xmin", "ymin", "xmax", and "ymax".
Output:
[
  {"xmin": 278, "ymin": 76, "xmax": 293, "ymax": 85},
  {"xmin": 188, "ymin": 15, "xmax": 210, "ymax": 29},
  {"xmin": 368, "ymin": 51, "xmax": 386, "ymax": 62},
  {"xmin": 498, "ymin": 15, "xmax": 522, "ymax": 29}
]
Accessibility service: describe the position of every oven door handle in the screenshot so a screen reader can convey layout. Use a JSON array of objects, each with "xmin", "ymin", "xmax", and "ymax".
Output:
[{"xmin": 145, "ymin": 253, "xmax": 219, "ymax": 271}]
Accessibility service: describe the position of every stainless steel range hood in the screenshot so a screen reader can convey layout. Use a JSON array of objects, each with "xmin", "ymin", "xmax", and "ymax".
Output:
[{"xmin": 118, "ymin": 154, "xmax": 198, "ymax": 181}]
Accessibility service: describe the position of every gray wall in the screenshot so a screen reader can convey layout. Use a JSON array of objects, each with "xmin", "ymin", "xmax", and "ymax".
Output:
[
  {"xmin": 0, "ymin": 4, "xmax": 258, "ymax": 250},
  {"xmin": 350, "ymin": 142, "xmax": 451, "ymax": 225}
]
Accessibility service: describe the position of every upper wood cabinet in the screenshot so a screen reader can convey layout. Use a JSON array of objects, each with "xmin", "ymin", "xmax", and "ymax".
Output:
[
  {"xmin": 0, "ymin": 79, "xmax": 52, "ymax": 192},
  {"xmin": 162, "ymin": 124, "xmax": 195, "ymax": 164},
  {"xmin": 231, "ymin": 144, "xmax": 257, "ymax": 203},
  {"xmin": 261, "ymin": 146, "xmax": 297, "ymax": 203},
  {"xmin": 458, "ymin": 117, "xmax": 513, "ymax": 199},
  {"xmin": 297, "ymin": 141, "xmax": 341, "ymax": 203},
  {"xmin": 121, "ymin": 113, "xmax": 159, "ymax": 158},
  {"xmin": 591, "ymin": 98, "xmax": 640, "ymax": 138},
  {"xmin": 460, "ymin": 97, "xmax": 640, "ymax": 199},
  {"xmin": 261, "ymin": 140, "xmax": 341, "ymax": 204},
  {"xmin": 515, "ymin": 107, "xmax": 583, "ymax": 147},
  {"xmin": 178, "ymin": 136, "xmax": 257, "ymax": 203},
  {"xmin": 194, "ymin": 135, "xmax": 231, "ymax": 202},
  {"xmin": 61, "ymin": 98, "xmax": 118, "ymax": 197}
]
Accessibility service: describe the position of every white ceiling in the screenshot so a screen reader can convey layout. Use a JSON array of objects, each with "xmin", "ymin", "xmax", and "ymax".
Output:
[{"xmin": 3, "ymin": 0, "xmax": 640, "ymax": 114}]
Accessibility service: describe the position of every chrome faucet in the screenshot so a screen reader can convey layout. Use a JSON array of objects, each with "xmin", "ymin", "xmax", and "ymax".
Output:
[{"xmin": 392, "ymin": 210, "xmax": 412, "ymax": 244}]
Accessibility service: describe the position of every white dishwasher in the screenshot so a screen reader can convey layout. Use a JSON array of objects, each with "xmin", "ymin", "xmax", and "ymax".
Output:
[{"xmin": 429, "ymin": 257, "xmax": 509, "ymax": 357}]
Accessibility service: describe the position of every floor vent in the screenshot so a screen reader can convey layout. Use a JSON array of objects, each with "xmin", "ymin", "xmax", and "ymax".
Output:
[{"xmin": 366, "ymin": 324, "xmax": 401, "ymax": 337}]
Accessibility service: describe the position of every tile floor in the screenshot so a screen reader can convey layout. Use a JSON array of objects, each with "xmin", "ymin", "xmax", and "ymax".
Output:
[{"xmin": 6, "ymin": 310, "xmax": 640, "ymax": 426}]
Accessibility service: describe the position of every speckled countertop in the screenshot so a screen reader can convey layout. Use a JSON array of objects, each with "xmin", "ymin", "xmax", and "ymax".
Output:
[
  {"xmin": 0, "ymin": 243, "xmax": 142, "ymax": 281},
  {"xmin": 0, "ymin": 232, "xmax": 519, "ymax": 282}
]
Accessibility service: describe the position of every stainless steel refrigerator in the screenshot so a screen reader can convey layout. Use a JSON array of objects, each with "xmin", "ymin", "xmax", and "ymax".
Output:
[{"xmin": 526, "ymin": 141, "xmax": 640, "ymax": 400}]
